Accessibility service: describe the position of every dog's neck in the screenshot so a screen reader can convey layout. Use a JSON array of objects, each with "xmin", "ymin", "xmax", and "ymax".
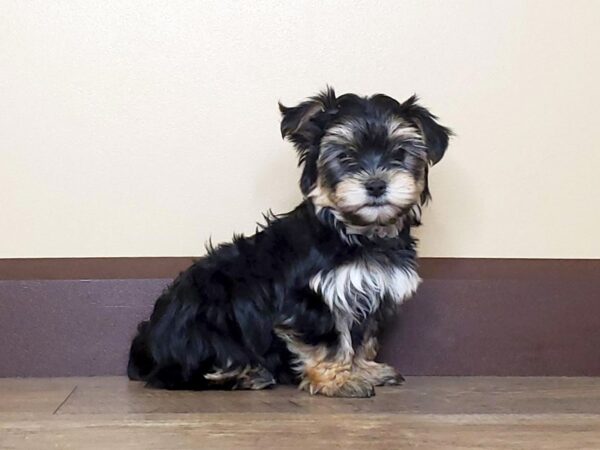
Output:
[
  {"xmin": 309, "ymin": 203, "xmax": 415, "ymax": 247},
  {"xmin": 330, "ymin": 209, "xmax": 405, "ymax": 239},
  {"xmin": 342, "ymin": 220, "xmax": 404, "ymax": 239},
  {"xmin": 306, "ymin": 184, "xmax": 419, "ymax": 244}
]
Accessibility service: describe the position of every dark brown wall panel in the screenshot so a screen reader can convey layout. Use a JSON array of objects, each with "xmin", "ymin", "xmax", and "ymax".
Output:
[
  {"xmin": 0, "ymin": 279, "xmax": 166, "ymax": 377},
  {"xmin": 0, "ymin": 258, "xmax": 599, "ymax": 377},
  {"xmin": 380, "ymin": 279, "xmax": 600, "ymax": 376}
]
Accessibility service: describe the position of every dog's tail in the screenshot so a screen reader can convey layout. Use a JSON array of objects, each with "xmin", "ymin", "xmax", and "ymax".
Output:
[{"xmin": 127, "ymin": 320, "xmax": 155, "ymax": 381}]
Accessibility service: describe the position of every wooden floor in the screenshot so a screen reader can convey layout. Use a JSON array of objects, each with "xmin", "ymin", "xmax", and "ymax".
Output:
[{"xmin": 2, "ymin": 377, "xmax": 600, "ymax": 449}]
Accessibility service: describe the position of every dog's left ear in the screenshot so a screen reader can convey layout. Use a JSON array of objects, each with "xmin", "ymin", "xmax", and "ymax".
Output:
[
  {"xmin": 279, "ymin": 87, "xmax": 338, "ymax": 194},
  {"xmin": 401, "ymin": 95, "xmax": 451, "ymax": 166}
]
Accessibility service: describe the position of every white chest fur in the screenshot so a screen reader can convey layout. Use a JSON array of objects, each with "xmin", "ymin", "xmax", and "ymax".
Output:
[{"xmin": 309, "ymin": 261, "xmax": 421, "ymax": 322}]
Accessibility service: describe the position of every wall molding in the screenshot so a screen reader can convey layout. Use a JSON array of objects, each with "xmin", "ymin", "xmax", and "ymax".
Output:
[{"xmin": 1, "ymin": 257, "xmax": 598, "ymax": 280}]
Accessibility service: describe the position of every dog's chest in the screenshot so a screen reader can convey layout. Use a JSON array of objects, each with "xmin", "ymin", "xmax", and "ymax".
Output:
[{"xmin": 309, "ymin": 259, "xmax": 421, "ymax": 321}]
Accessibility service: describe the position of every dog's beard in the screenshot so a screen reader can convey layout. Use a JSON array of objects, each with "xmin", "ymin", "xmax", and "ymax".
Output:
[{"xmin": 333, "ymin": 171, "xmax": 421, "ymax": 226}]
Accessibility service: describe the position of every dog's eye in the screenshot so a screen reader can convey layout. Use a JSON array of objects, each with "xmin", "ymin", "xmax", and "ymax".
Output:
[
  {"xmin": 393, "ymin": 148, "xmax": 406, "ymax": 160},
  {"xmin": 337, "ymin": 151, "xmax": 349, "ymax": 161}
]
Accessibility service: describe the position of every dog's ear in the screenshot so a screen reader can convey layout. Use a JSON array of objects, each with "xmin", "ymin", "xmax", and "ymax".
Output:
[
  {"xmin": 279, "ymin": 87, "xmax": 338, "ymax": 194},
  {"xmin": 401, "ymin": 95, "xmax": 451, "ymax": 166},
  {"xmin": 279, "ymin": 87, "xmax": 338, "ymax": 153}
]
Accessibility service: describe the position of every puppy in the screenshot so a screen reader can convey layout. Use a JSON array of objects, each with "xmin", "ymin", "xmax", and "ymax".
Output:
[{"xmin": 128, "ymin": 88, "xmax": 450, "ymax": 397}]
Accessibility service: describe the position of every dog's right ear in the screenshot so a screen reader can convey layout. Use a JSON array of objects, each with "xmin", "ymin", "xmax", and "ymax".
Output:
[
  {"xmin": 279, "ymin": 87, "xmax": 338, "ymax": 156},
  {"xmin": 279, "ymin": 87, "xmax": 339, "ymax": 195}
]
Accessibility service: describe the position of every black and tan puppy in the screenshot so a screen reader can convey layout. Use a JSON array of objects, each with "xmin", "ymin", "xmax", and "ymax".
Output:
[{"xmin": 128, "ymin": 88, "xmax": 450, "ymax": 397}]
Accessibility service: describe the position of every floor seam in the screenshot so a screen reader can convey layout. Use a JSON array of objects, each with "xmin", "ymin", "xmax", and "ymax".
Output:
[{"xmin": 52, "ymin": 385, "xmax": 78, "ymax": 415}]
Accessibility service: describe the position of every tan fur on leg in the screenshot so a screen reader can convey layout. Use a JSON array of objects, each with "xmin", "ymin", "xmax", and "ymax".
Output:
[
  {"xmin": 234, "ymin": 366, "xmax": 276, "ymax": 390},
  {"xmin": 352, "ymin": 332, "xmax": 403, "ymax": 386},
  {"xmin": 356, "ymin": 334, "xmax": 379, "ymax": 361},
  {"xmin": 276, "ymin": 328, "xmax": 375, "ymax": 398},
  {"xmin": 353, "ymin": 358, "xmax": 404, "ymax": 386},
  {"xmin": 204, "ymin": 365, "xmax": 275, "ymax": 390},
  {"xmin": 302, "ymin": 360, "xmax": 375, "ymax": 397}
]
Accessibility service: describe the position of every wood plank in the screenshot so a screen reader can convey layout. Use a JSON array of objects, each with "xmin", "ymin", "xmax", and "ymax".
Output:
[
  {"xmin": 1, "ymin": 413, "xmax": 600, "ymax": 450},
  {"xmin": 54, "ymin": 376, "xmax": 600, "ymax": 415},
  {"xmin": 0, "ymin": 377, "xmax": 76, "ymax": 414},
  {"xmin": 2, "ymin": 377, "xmax": 600, "ymax": 449}
]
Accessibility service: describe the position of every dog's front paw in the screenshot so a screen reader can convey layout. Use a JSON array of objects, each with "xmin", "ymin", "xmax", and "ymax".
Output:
[
  {"xmin": 379, "ymin": 370, "xmax": 405, "ymax": 386},
  {"xmin": 331, "ymin": 378, "xmax": 376, "ymax": 398},
  {"xmin": 300, "ymin": 364, "xmax": 375, "ymax": 398},
  {"xmin": 303, "ymin": 379, "xmax": 375, "ymax": 398},
  {"xmin": 374, "ymin": 364, "xmax": 405, "ymax": 386},
  {"xmin": 354, "ymin": 361, "xmax": 404, "ymax": 386}
]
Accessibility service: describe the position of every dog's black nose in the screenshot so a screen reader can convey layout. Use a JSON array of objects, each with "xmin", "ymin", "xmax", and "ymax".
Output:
[{"xmin": 365, "ymin": 179, "xmax": 387, "ymax": 197}]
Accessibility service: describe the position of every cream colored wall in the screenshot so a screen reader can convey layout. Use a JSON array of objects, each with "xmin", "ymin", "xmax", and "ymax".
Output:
[{"xmin": 2, "ymin": 0, "xmax": 599, "ymax": 258}]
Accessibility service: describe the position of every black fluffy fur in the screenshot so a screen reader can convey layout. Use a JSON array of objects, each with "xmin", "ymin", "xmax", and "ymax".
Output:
[
  {"xmin": 128, "ymin": 202, "xmax": 416, "ymax": 389},
  {"xmin": 128, "ymin": 88, "xmax": 450, "ymax": 391}
]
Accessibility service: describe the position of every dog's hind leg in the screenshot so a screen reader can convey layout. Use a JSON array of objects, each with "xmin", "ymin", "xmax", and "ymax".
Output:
[
  {"xmin": 204, "ymin": 365, "xmax": 276, "ymax": 390},
  {"xmin": 235, "ymin": 366, "xmax": 277, "ymax": 390}
]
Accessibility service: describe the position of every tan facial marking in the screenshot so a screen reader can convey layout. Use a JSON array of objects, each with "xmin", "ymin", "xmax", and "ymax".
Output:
[
  {"xmin": 386, "ymin": 118, "xmax": 422, "ymax": 141},
  {"xmin": 385, "ymin": 170, "xmax": 422, "ymax": 207}
]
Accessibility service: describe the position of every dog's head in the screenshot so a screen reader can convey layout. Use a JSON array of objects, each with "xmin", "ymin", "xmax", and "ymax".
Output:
[{"xmin": 280, "ymin": 87, "xmax": 451, "ymax": 228}]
